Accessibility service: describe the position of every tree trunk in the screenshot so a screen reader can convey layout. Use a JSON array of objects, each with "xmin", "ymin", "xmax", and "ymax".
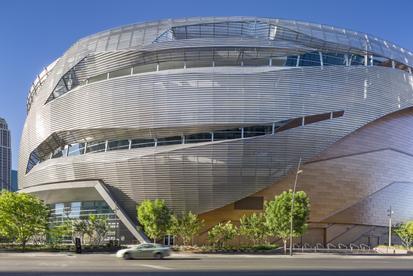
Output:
[{"xmin": 283, "ymin": 239, "xmax": 287, "ymax": 255}]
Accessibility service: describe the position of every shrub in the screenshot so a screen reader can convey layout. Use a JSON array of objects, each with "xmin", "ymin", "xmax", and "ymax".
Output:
[
  {"xmin": 239, "ymin": 213, "xmax": 269, "ymax": 245},
  {"xmin": 170, "ymin": 211, "xmax": 204, "ymax": 245},
  {"xmin": 208, "ymin": 221, "xmax": 237, "ymax": 248}
]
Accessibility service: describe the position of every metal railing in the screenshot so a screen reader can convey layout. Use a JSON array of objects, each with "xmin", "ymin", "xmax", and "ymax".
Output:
[{"xmin": 292, "ymin": 242, "xmax": 372, "ymax": 254}]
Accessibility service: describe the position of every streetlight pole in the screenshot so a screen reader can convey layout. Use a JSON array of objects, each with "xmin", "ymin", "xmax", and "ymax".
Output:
[
  {"xmin": 290, "ymin": 157, "xmax": 303, "ymax": 256},
  {"xmin": 387, "ymin": 206, "xmax": 394, "ymax": 253}
]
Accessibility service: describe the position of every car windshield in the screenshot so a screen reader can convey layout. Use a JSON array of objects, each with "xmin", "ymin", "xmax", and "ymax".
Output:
[{"xmin": 135, "ymin": 243, "xmax": 156, "ymax": 249}]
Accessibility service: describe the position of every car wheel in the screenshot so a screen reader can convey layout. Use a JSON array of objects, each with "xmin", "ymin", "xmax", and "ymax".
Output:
[
  {"xmin": 154, "ymin": 253, "xmax": 163, "ymax": 259},
  {"xmin": 123, "ymin": 253, "xmax": 132, "ymax": 260}
]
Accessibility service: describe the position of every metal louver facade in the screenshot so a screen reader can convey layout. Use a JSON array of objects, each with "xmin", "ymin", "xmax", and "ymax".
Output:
[{"xmin": 19, "ymin": 17, "xmax": 413, "ymax": 244}]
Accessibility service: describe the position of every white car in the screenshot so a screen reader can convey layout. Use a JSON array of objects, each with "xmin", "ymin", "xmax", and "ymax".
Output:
[{"xmin": 116, "ymin": 243, "xmax": 171, "ymax": 260}]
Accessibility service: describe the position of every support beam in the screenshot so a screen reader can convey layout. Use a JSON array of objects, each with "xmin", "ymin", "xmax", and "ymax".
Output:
[{"xmin": 20, "ymin": 180, "xmax": 150, "ymax": 243}]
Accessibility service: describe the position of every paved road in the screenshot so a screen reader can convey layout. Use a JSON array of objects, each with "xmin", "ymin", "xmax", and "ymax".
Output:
[{"xmin": 0, "ymin": 252, "xmax": 412, "ymax": 275}]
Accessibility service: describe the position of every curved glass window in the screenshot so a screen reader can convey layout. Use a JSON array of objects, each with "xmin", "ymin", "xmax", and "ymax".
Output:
[
  {"xmin": 285, "ymin": 56, "xmax": 298, "ymax": 67},
  {"xmin": 185, "ymin": 133, "xmax": 212, "ymax": 144},
  {"xmin": 132, "ymin": 63, "xmax": 158, "ymax": 74},
  {"xmin": 88, "ymin": 73, "xmax": 107, "ymax": 84},
  {"xmin": 155, "ymin": 21, "xmax": 278, "ymax": 42},
  {"xmin": 350, "ymin": 54, "xmax": 365, "ymax": 66},
  {"xmin": 108, "ymin": 139, "xmax": 130, "ymax": 151},
  {"xmin": 46, "ymin": 45, "xmax": 412, "ymax": 106},
  {"xmin": 131, "ymin": 139, "xmax": 155, "ymax": 149},
  {"xmin": 109, "ymin": 68, "xmax": 131, "ymax": 79},
  {"xmin": 86, "ymin": 141, "xmax": 106, "ymax": 154},
  {"xmin": 67, "ymin": 143, "xmax": 86, "ymax": 157},
  {"xmin": 51, "ymin": 147, "xmax": 65, "ymax": 159},
  {"xmin": 322, "ymin": 53, "xmax": 347, "ymax": 66},
  {"xmin": 244, "ymin": 125, "xmax": 272, "ymax": 137},
  {"xmin": 26, "ymin": 150, "xmax": 41, "ymax": 173},
  {"xmin": 157, "ymin": 136, "xmax": 182, "ymax": 146},
  {"xmin": 299, "ymin": 52, "xmax": 321, "ymax": 67},
  {"xmin": 158, "ymin": 61, "xmax": 185, "ymax": 71},
  {"xmin": 26, "ymin": 110, "xmax": 345, "ymax": 174},
  {"xmin": 214, "ymin": 128, "xmax": 242, "ymax": 141}
]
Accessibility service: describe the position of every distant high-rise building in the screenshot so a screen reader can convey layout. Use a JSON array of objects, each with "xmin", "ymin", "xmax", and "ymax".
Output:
[
  {"xmin": 0, "ymin": 118, "xmax": 11, "ymax": 190},
  {"xmin": 10, "ymin": 170, "xmax": 17, "ymax": 192}
]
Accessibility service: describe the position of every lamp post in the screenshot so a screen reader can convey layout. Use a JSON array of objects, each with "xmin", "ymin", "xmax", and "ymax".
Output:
[{"xmin": 290, "ymin": 157, "xmax": 303, "ymax": 256}]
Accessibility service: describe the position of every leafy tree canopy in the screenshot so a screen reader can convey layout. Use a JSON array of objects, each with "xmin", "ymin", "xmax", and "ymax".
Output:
[
  {"xmin": 170, "ymin": 211, "xmax": 204, "ymax": 246},
  {"xmin": 0, "ymin": 191, "xmax": 49, "ymax": 249},
  {"xmin": 239, "ymin": 212, "xmax": 269, "ymax": 245},
  {"xmin": 208, "ymin": 221, "xmax": 237, "ymax": 247},
  {"xmin": 265, "ymin": 190, "xmax": 310, "ymax": 253},
  {"xmin": 395, "ymin": 221, "xmax": 413, "ymax": 248},
  {"xmin": 137, "ymin": 199, "xmax": 172, "ymax": 242}
]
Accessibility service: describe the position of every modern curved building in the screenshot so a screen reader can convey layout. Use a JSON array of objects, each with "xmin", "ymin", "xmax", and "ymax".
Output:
[{"xmin": 20, "ymin": 17, "xmax": 413, "ymax": 245}]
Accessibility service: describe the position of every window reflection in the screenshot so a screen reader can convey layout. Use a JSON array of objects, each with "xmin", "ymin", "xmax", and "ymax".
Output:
[
  {"xmin": 86, "ymin": 141, "xmax": 106, "ymax": 154},
  {"xmin": 299, "ymin": 52, "xmax": 321, "ymax": 66},
  {"xmin": 130, "ymin": 139, "xmax": 155, "ymax": 148},
  {"xmin": 322, "ymin": 53, "xmax": 346, "ymax": 66},
  {"xmin": 132, "ymin": 63, "xmax": 158, "ymax": 74},
  {"xmin": 214, "ymin": 128, "xmax": 242, "ymax": 141},
  {"xmin": 350, "ymin": 54, "xmax": 365, "ymax": 66},
  {"xmin": 109, "ymin": 68, "xmax": 131, "ymax": 79},
  {"xmin": 88, "ymin": 73, "xmax": 107, "ymax": 84},
  {"xmin": 157, "ymin": 136, "xmax": 182, "ymax": 146},
  {"xmin": 108, "ymin": 139, "xmax": 129, "ymax": 151},
  {"xmin": 51, "ymin": 147, "xmax": 65, "ymax": 159},
  {"xmin": 185, "ymin": 133, "xmax": 212, "ymax": 143},
  {"xmin": 67, "ymin": 143, "xmax": 86, "ymax": 156},
  {"xmin": 244, "ymin": 125, "xmax": 272, "ymax": 137},
  {"xmin": 285, "ymin": 56, "xmax": 298, "ymax": 66}
]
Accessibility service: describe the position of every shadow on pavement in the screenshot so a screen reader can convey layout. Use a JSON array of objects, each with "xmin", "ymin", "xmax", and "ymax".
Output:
[
  {"xmin": 127, "ymin": 257, "xmax": 201, "ymax": 260},
  {"xmin": 0, "ymin": 270, "xmax": 412, "ymax": 276}
]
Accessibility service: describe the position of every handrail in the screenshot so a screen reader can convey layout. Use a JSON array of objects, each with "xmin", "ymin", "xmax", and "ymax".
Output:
[
  {"xmin": 338, "ymin": 243, "xmax": 347, "ymax": 249},
  {"xmin": 350, "ymin": 243, "xmax": 359, "ymax": 251},
  {"xmin": 359, "ymin": 243, "xmax": 370, "ymax": 250},
  {"xmin": 315, "ymin": 243, "xmax": 324, "ymax": 249}
]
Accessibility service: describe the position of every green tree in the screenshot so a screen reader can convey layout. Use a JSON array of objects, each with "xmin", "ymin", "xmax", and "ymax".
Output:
[
  {"xmin": 170, "ymin": 211, "xmax": 204, "ymax": 246},
  {"xmin": 239, "ymin": 212, "xmax": 269, "ymax": 245},
  {"xmin": 88, "ymin": 214, "xmax": 109, "ymax": 245},
  {"xmin": 137, "ymin": 199, "xmax": 172, "ymax": 242},
  {"xmin": 48, "ymin": 221, "xmax": 72, "ymax": 247},
  {"xmin": 265, "ymin": 190, "xmax": 310, "ymax": 254},
  {"xmin": 72, "ymin": 219, "xmax": 90, "ymax": 244},
  {"xmin": 0, "ymin": 191, "xmax": 49, "ymax": 250},
  {"xmin": 207, "ymin": 221, "xmax": 237, "ymax": 248},
  {"xmin": 394, "ymin": 221, "xmax": 413, "ymax": 249}
]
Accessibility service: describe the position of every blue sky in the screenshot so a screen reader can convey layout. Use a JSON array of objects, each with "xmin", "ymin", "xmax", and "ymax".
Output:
[{"xmin": 0, "ymin": 0, "xmax": 412, "ymax": 169}]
